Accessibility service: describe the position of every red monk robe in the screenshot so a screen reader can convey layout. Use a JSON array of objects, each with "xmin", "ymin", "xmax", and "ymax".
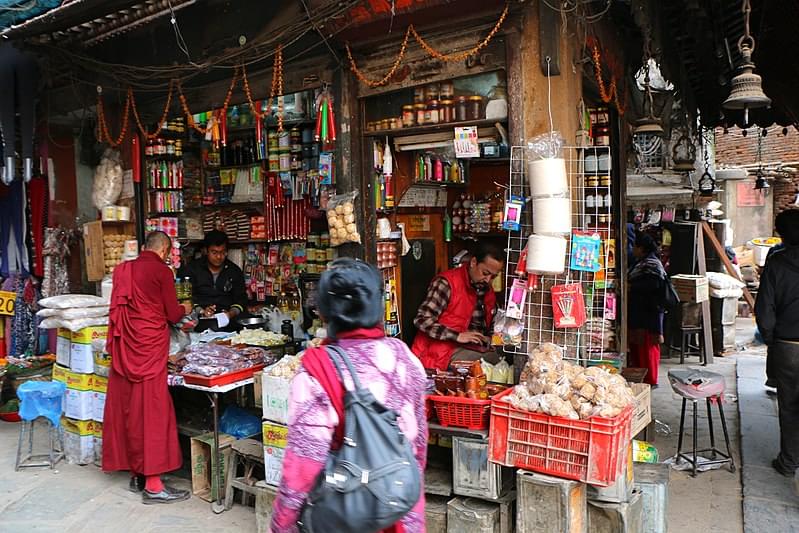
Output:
[{"xmin": 102, "ymin": 250, "xmax": 186, "ymax": 476}]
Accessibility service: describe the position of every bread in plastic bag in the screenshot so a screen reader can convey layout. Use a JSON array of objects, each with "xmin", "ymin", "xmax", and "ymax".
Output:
[
  {"xmin": 39, "ymin": 294, "xmax": 109, "ymax": 309},
  {"xmin": 325, "ymin": 190, "xmax": 360, "ymax": 246},
  {"xmin": 92, "ymin": 148, "xmax": 123, "ymax": 209}
]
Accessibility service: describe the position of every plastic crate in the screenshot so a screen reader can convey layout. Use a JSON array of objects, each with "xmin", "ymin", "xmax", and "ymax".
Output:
[
  {"xmin": 488, "ymin": 389, "xmax": 632, "ymax": 486},
  {"xmin": 428, "ymin": 394, "xmax": 491, "ymax": 430}
]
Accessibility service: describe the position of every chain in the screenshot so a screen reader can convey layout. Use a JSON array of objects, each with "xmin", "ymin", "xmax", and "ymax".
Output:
[
  {"xmin": 96, "ymin": 88, "xmax": 131, "ymax": 147},
  {"xmin": 129, "ymin": 81, "xmax": 174, "ymax": 140},
  {"xmin": 346, "ymin": 27, "xmax": 411, "ymax": 88},
  {"xmin": 410, "ymin": 3, "xmax": 509, "ymax": 62},
  {"xmin": 757, "ymin": 126, "xmax": 763, "ymax": 165}
]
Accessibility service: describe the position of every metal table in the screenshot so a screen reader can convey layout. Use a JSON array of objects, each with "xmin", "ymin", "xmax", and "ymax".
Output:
[{"xmin": 169, "ymin": 375, "xmax": 255, "ymax": 513}]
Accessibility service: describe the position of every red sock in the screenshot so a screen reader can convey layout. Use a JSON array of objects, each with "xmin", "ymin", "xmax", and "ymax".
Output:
[{"xmin": 145, "ymin": 475, "xmax": 164, "ymax": 493}]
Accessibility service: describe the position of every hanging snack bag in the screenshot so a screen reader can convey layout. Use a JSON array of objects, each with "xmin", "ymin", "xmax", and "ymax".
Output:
[
  {"xmin": 551, "ymin": 283, "xmax": 587, "ymax": 329},
  {"xmin": 325, "ymin": 190, "xmax": 361, "ymax": 247}
]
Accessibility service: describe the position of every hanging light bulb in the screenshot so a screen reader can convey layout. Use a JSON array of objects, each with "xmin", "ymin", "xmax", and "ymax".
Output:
[{"xmin": 723, "ymin": 0, "xmax": 771, "ymax": 125}]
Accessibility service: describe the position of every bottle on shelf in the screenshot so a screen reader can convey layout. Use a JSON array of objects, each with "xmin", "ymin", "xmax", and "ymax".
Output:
[{"xmin": 444, "ymin": 209, "xmax": 452, "ymax": 242}]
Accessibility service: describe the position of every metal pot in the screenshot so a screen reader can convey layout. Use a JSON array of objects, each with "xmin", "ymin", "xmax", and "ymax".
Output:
[{"xmin": 237, "ymin": 316, "xmax": 267, "ymax": 329}]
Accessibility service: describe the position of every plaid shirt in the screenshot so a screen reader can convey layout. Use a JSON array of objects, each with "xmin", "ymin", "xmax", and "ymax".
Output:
[{"xmin": 413, "ymin": 277, "xmax": 491, "ymax": 341}]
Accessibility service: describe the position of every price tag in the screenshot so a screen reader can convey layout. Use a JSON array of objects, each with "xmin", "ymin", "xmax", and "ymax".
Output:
[{"xmin": 0, "ymin": 290, "xmax": 15, "ymax": 316}]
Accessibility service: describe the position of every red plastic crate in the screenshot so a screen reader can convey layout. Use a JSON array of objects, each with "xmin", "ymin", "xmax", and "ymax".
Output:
[
  {"xmin": 488, "ymin": 388, "xmax": 632, "ymax": 486},
  {"xmin": 428, "ymin": 394, "xmax": 491, "ymax": 430}
]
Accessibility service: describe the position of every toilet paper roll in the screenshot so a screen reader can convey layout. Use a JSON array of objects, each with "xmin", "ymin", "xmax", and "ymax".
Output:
[
  {"xmin": 527, "ymin": 158, "xmax": 568, "ymax": 197},
  {"xmin": 533, "ymin": 197, "xmax": 572, "ymax": 235},
  {"xmin": 526, "ymin": 234, "xmax": 567, "ymax": 273}
]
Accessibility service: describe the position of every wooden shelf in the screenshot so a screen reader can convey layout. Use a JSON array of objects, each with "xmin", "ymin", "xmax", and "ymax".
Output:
[
  {"xmin": 148, "ymin": 187, "xmax": 184, "ymax": 191},
  {"xmin": 453, "ymin": 232, "xmax": 507, "ymax": 240},
  {"xmin": 364, "ymin": 118, "xmax": 505, "ymax": 138},
  {"xmin": 188, "ymin": 201, "xmax": 263, "ymax": 210},
  {"xmin": 410, "ymin": 180, "xmax": 468, "ymax": 189},
  {"xmin": 470, "ymin": 157, "xmax": 510, "ymax": 166},
  {"xmin": 145, "ymin": 154, "xmax": 183, "ymax": 162},
  {"xmin": 205, "ymin": 162, "xmax": 264, "ymax": 171}
]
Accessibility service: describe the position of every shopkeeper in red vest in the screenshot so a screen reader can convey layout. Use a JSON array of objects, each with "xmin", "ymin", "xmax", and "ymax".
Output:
[{"xmin": 412, "ymin": 244, "xmax": 504, "ymax": 370}]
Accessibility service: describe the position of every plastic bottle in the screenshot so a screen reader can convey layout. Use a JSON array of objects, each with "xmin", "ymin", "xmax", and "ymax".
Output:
[{"xmin": 444, "ymin": 210, "xmax": 452, "ymax": 242}]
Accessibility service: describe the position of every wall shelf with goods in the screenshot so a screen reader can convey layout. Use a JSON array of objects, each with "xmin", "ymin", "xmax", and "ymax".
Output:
[{"xmin": 360, "ymin": 69, "xmax": 512, "ymax": 344}]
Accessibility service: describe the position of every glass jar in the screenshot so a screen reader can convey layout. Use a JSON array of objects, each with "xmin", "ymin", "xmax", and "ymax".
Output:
[
  {"xmin": 456, "ymin": 96, "xmax": 468, "ymax": 122},
  {"xmin": 593, "ymin": 126, "xmax": 610, "ymax": 146},
  {"xmin": 468, "ymin": 95, "xmax": 484, "ymax": 120},
  {"xmin": 415, "ymin": 103, "xmax": 427, "ymax": 126},
  {"xmin": 380, "ymin": 118, "xmax": 391, "ymax": 130},
  {"xmin": 145, "ymin": 141, "xmax": 154, "ymax": 157},
  {"xmin": 320, "ymin": 232, "xmax": 330, "ymax": 247},
  {"xmin": 413, "ymin": 86, "xmax": 425, "ymax": 104},
  {"xmin": 440, "ymin": 80, "xmax": 454, "ymax": 99},
  {"xmin": 426, "ymin": 100, "xmax": 440, "ymax": 124},
  {"xmin": 389, "ymin": 117, "xmax": 400, "ymax": 130},
  {"xmin": 402, "ymin": 105, "xmax": 416, "ymax": 127},
  {"xmin": 166, "ymin": 140, "xmax": 175, "ymax": 155},
  {"xmin": 157, "ymin": 139, "xmax": 167, "ymax": 155},
  {"xmin": 600, "ymin": 175, "xmax": 611, "ymax": 187},
  {"xmin": 424, "ymin": 82, "xmax": 440, "ymax": 101},
  {"xmin": 440, "ymin": 99, "xmax": 454, "ymax": 123},
  {"xmin": 587, "ymin": 175, "xmax": 599, "ymax": 187}
]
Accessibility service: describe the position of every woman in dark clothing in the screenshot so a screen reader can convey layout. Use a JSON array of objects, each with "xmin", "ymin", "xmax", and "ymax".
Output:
[{"xmin": 628, "ymin": 233, "xmax": 667, "ymax": 385}]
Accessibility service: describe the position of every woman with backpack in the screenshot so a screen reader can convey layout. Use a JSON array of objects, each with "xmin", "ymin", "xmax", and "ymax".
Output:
[
  {"xmin": 271, "ymin": 258, "xmax": 428, "ymax": 533},
  {"xmin": 628, "ymin": 232, "xmax": 668, "ymax": 386}
]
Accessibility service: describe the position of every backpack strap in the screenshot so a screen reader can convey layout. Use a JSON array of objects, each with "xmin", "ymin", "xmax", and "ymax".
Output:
[{"xmin": 326, "ymin": 345, "xmax": 366, "ymax": 393}]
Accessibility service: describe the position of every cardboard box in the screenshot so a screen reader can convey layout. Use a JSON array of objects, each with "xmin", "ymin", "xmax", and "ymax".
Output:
[
  {"xmin": 56, "ymin": 328, "xmax": 71, "ymax": 367},
  {"xmin": 65, "ymin": 388, "xmax": 93, "ymax": 420},
  {"xmin": 71, "ymin": 325, "xmax": 108, "ymax": 345},
  {"xmin": 93, "ymin": 422, "xmax": 103, "ymax": 467},
  {"xmin": 190, "ymin": 432, "xmax": 236, "ymax": 502},
  {"xmin": 630, "ymin": 383, "xmax": 652, "ymax": 437},
  {"xmin": 70, "ymin": 342, "xmax": 95, "ymax": 374},
  {"xmin": 262, "ymin": 421, "xmax": 288, "ymax": 487},
  {"xmin": 671, "ymin": 275, "xmax": 709, "ymax": 303},
  {"xmin": 62, "ymin": 417, "xmax": 96, "ymax": 465},
  {"xmin": 94, "ymin": 349, "xmax": 111, "ymax": 377},
  {"xmin": 261, "ymin": 372, "xmax": 290, "ymax": 424},
  {"xmin": 65, "ymin": 370, "xmax": 93, "ymax": 391},
  {"xmin": 92, "ymin": 374, "xmax": 108, "ymax": 422},
  {"xmin": 52, "ymin": 364, "xmax": 68, "ymax": 384}
]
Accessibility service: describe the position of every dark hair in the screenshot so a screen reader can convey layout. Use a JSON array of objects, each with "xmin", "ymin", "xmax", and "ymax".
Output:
[
  {"xmin": 775, "ymin": 209, "xmax": 799, "ymax": 246},
  {"xmin": 204, "ymin": 230, "xmax": 229, "ymax": 248},
  {"xmin": 474, "ymin": 242, "xmax": 504, "ymax": 264},
  {"xmin": 318, "ymin": 258, "xmax": 384, "ymax": 338},
  {"xmin": 634, "ymin": 232, "xmax": 658, "ymax": 255},
  {"xmin": 144, "ymin": 231, "xmax": 170, "ymax": 251}
]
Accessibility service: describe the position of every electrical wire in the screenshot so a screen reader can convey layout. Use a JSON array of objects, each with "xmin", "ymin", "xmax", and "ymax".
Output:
[{"xmin": 546, "ymin": 56, "xmax": 554, "ymax": 135}]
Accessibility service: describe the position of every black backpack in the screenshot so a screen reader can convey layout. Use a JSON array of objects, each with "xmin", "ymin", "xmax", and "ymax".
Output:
[{"xmin": 298, "ymin": 345, "xmax": 421, "ymax": 533}]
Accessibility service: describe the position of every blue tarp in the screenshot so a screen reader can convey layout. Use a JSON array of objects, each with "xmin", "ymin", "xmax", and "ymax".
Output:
[{"xmin": 0, "ymin": 0, "xmax": 60, "ymax": 31}]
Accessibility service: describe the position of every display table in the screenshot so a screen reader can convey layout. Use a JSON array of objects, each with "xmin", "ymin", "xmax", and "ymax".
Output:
[{"xmin": 168, "ymin": 374, "xmax": 255, "ymax": 513}]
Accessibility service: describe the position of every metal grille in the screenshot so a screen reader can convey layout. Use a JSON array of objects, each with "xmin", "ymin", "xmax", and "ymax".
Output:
[
  {"xmin": 504, "ymin": 145, "xmax": 617, "ymax": 363},
  {"xmin": 633, "ymin": 133, "xmax": 663, "ymax": 173}
]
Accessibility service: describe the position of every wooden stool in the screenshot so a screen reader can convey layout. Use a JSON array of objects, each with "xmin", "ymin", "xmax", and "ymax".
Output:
[
  {"xmin": 224, "ymin": 438, "xmax": 266, "ymax": 510},
  {"xmin": 668, "ymin": 325, "xmax": 705, "ymax": 364}
]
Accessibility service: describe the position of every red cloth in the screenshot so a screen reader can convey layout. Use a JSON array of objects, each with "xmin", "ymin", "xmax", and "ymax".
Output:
[
  {"xmin": 27, "ymin": 177, "xmax": 46, "ymax": 277},
  {"xmin": 628, "ymin": 329, "xmax": 661, "ymax": 386},
  {"xmin": 301, "ymin": 326, "xmax": 403, "ymax": 533},
  {"xmin": 411, "ymin": 265, "xmax": 496, "ymax": 370},
  {"xmin": 102, "ymin": 250, "xmax": 186, "ymax": 476}
]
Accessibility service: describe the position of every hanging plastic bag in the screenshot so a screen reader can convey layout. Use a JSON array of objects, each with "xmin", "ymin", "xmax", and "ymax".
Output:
[
  {"xmin": 92, "ymin": 148, "xmax": 123, "ymax": 209},
  {"xmin": 492, "ymin": 359, "xmax": 513, "ymax": 384},
  {"xmin": 325, "ymin": 190, "xmax": 360, "ymax": 246},
  {"xmin": 220, "ymin": 405, "xmax": 262, "ymax": 439},
  {"xmin": 17, "ymin": 381, "xmax": 66, "ymax": 425}
]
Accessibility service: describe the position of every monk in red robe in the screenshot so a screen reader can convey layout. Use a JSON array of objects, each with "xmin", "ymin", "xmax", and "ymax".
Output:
[{"xmin": 102, "ymin": 231, "xmax": 192, "ymax": 504}]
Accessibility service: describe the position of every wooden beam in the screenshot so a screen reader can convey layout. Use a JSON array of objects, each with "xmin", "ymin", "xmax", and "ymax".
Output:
[
  {"xmin": 701, "ymin": 221, "xmax": 756, "ymax": 309},
  {"xmin": 695, "ymin": 223, "xmax": 714, "ymax": 364}
]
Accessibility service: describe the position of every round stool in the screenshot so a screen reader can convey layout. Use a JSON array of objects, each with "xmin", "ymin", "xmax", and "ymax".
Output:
[{"xmin": 668, "ymin": 368, "xmax": 735, "ymax": 477}]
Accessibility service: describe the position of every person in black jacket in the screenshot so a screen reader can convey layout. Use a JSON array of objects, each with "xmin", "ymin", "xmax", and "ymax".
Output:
[
  {"xmin": 177, "ymin": 230, "xmax": 247, "ymax": 330},
  {"xmin": 755, "ymin": 209, "xmax": 799, "ymax": 478}
]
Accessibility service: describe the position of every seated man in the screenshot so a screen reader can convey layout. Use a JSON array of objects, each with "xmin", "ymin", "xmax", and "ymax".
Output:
[
  {"xmin": 411, "ymin": 243, "xmax": 504, "ymax": 370},
  {"xmin": 177, "ymin": 230, "xmax": 247, "ymax": 330}
]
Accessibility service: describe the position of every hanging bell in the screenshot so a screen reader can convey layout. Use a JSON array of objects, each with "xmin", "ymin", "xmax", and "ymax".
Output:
[
  {"xmin": 753, "ymin": 170, "xmax": 770, "ymax": 190},
  {"xmin": 698, "ymin": 170, "xmax": 716, "ymax": 197},
  {"xmin": 672, "ymin": 131, "xmax": 697, "ymax": 172},
  {"xmin": 723, "ymin": 45, "xmax": 771, "ymax": 124},
  {"xmin": 633, "ymin": 116, "xmax": 664, "ymax": 137}
]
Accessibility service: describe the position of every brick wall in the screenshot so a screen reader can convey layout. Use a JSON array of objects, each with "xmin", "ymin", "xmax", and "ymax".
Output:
[{"xmin": 715, "ymin": 126, "xmax": 799, "ymax": 224}]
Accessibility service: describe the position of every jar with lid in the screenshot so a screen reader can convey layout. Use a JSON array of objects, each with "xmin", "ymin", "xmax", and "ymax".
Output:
[
  {"xmin": 389, "ymin": 117, "xmax": 400, "ymax": 130},
  {"xmin": 145, "ymin": 141, "xmax": 154, "ymax": 157},
  {"xmin": 587, "ymin": 175, "xmax": 600, "ymax": 187},
  {"xmin": 424, "ymin": 82, "xmax": 440, "ymax": 101},
  {"xmin": 468, "ymin": 95, "xmax": 484, "ymax": 120},
  {"xmin": 174, "ymin": 140, "xmax": 183, "ymax": 157},
  {"xmin": 440, "ymin": 99, "xmax": 454, "ymax": 123},
  {"xmin": 320, "ymin": 232, "xmax": 330, "ymax": 247},
  {"xmin": 426, "ymin": 100, "xmax": 440, "ymax": 124},
  {"xmin": 413, "ymin": 86, "xmax": 425, "ymax": 104},
  {"xmin": 456, "ymin": 96, "xmax": 468, "ymax": 122},
  {"xmin": 414, "ymin": 103, "xmax": 427, "ymax": 126},
  {"xmin": 402, "ymin": 105, "xmax": 416, "ymax": 127},
  {"xmin": 166, "ymin": 140, "xmax": 175, "ymax": 155},
  {"xmin": 440, "ymin": 80, "xmax": 454, "ymax": 99},
  {"xmin": 157, "ymin": 139, "xmax": 167, "ymax": 155}
]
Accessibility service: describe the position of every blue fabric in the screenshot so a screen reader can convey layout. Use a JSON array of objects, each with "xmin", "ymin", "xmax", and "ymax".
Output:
[{"xmin": 17, "ymin": 380, "xmax": 65, "ymax": 425}]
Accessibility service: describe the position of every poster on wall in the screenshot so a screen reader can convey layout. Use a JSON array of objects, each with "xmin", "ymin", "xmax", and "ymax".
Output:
[{"xmin": 737, "ymin": 181, "xmax": 766, "ymax": 207}]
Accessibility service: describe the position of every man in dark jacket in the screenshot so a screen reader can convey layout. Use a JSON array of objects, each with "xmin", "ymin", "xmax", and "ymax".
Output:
[
  {"xmin": 177, "ymin": 230, "xmax": 247, "ymax": 330},
  {"xmin": 755, "ymin": 209, "xmax": 799, "ymax": 478}
]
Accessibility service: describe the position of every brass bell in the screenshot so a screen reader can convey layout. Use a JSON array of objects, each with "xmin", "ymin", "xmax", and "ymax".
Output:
[
  {"xmin": 633, "ymin": 117, "xmax": 664, "ymax": 137},
  {"xmin": 672, "ymin": 131, "xmax": 697, "ymax": 172},
  {"xmin": 723, "ymin": 45, "xmax": 771, "ymax": 124}
]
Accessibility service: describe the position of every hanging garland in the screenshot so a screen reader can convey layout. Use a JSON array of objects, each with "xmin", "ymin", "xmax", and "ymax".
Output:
[
  {"xmin": 242, "ymin": 42, "xmax": 285, "ymax": 130},
  {"xmin": 590, "ymin": 41, "xmax": 626, "ymax": 115},
  {"xmin": 96, "ymin": 88, "xmax": 131, "ymax": 147},
  {"xmin": 346, "ymin": 3, "xmax": 509, "ymax": 88},
  {"xmin": 178, "ymin": 65, "xmax": 240, "ymax": 136},
  {"xmin": 130, "ymin": 81, "xmax": 174, "ymax": 140}
]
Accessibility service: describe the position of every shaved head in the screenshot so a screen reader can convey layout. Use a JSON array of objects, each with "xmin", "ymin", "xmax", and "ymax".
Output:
[{"xmin": 144, "ymin": 231, "xmax": 171, "ymax": 252}]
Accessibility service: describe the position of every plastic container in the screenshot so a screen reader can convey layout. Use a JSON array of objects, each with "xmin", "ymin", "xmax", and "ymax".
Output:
[
  {"xmin": 428, "ymin": 394, "xmax": 491, "ymax": 430},
  {"xmin": 182, "ymin": 364, "xmax": 265, "ymax": 387},
  {"xmin": 748, "ymin": 237, "xmax": 782, "ymax": 266},
  {"xmin": 488, "ymin": 388, "xmax": 633, "ymax": 486}
]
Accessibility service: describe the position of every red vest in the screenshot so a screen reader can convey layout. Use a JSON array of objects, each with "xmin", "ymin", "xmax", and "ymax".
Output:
[{"xmin": 411, "ymin": 265, "xmax": 496, "ymax": 370}]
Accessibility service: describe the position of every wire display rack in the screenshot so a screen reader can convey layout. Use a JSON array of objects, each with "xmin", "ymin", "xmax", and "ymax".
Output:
[{"xmin": 504, "ymin": 144, "xmax": 617, "ymax": 364}]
